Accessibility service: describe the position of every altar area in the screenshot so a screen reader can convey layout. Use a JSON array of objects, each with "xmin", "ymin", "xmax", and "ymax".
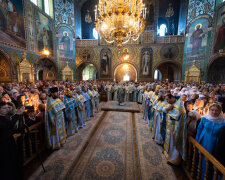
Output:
[{"xmin": 101, "ymin": 101, "xmax": 140, "ymax": 113}]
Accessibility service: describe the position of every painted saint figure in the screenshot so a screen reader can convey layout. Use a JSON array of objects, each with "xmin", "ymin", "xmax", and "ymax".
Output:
[
  {"xmin": 60, "ymin": 31, "xmax": 71, "ymax": 57},
  {"xmin": 142, "ymin": 51, "xmax": 150, "ymax": 76},
  {"xmin": 214, "ymin": 15, "xmax": 225, "ymax": 53},
  {"xmin": 42, "ymin": 27, "xmax": 49, "ymax": 50},
  {"xmin": 190, "ymin": 24, "xmax": 205, "ymax": 53},
  {"xmin": 101, "ymin": 52, "xmax": 109, "ymax": 76}
]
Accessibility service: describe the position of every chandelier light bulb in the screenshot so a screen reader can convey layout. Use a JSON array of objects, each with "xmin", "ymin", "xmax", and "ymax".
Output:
[{"xmin": 95, "ymin": 0, "xmax": 146, "ymax": 50}]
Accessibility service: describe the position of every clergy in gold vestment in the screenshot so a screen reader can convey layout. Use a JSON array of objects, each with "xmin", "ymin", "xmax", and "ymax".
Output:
[{"xmin": 163, "ymin": 94, "xmax": 187, "ymax": 165}]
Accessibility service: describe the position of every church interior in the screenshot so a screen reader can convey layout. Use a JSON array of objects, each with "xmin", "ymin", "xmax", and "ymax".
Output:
[{"xmin": 0, "ymin": 0, "xmax": 225, "ymax": 180}]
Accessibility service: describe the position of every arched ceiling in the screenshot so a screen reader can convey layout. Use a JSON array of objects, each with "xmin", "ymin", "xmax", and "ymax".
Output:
[{"xmin": 75, "ymin": 0, "xmax": 89, "ymax": 8}]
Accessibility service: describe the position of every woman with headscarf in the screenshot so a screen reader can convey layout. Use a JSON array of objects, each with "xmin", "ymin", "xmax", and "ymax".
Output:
[{"xmin": 195, "ymin": 103, "xmax": 225, "ymax": 179}]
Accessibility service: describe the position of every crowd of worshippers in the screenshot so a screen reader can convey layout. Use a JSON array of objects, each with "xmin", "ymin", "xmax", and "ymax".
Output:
[
  {"xmin": 138, "ymin": 83, "xmax": 225, "ymax": 179},
  {"xmin": 0, "ymin": 81, "xmax": 100, "ymax": 180},
  {"xmin": 0, "ymin": 81, "xmax": 224, "ymax": 180}
]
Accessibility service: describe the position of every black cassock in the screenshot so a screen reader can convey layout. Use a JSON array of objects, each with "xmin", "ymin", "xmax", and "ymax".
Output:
[{"xmin": 0, "ymin": 115, "xmax": 23, "ymax": 180}]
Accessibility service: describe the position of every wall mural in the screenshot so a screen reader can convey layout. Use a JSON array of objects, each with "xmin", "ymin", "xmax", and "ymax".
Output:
[
  {"xmin": 0, "ymin": 0, "xmax": 26, "ymax": 48},
  {"xmin": 186, "ymin": 18, "xmax": 209, "ymax": 61},
  {"xmin": 35, "ymin": 10, "xmax": 53, "ymax": 54},
  {"xmin": 160, "ymin": 45, "xmax": 179, "ymax": 60},
  {"xmin": 187, "ymin": 0, "xmax": 215, "ymax": 25},
  {"xmin": 144, "ymin": 0, "xmax": 155, "ymax": 27},
  {"xmin": 54, "ymin": 0, "xmax": 75, "ymax": 28},
  {"xmin": 57, "ymin": 26, "xmax": 74, "ymax": 62},
  {"xmin": 100, "ymin": 48, "xmax": 112, "ymax": 78},
  {"xmin": 139, "ymin": 48, "xmax": 153, "ymax": 78},
  {"xmin": 214, "ymin": 5, "xmax": 225, "ymax": 53},
  {"xmin": 0, "ymin": 54, "xmax": 11, "ymax": 82}
]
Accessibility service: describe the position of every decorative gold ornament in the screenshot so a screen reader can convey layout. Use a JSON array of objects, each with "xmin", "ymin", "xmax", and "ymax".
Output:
[
  {"xmin": 185, "ymin": 60, "xmax": 201, "ymax": 84},
  {"xmin": 94, "ymin": 0, "xmax": 146, "ymax": 50}
]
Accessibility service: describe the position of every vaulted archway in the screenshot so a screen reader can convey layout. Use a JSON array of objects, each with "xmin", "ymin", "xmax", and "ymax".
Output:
[
  {"xmin": 77, "ymin": 62, "xmax": 98, "ymax": 80},
  {"xmin": 153, "ymin": 61, "xmax": 181, "ymax": 82},
  {"xmin": 114, "ymin": 63, "xmax": 137, "ymax": 82},
  {"xmin": 35, "ymin": 58, "xmax": 57, "ymax": 81},
  {"xmin": 0, "ymin": 48, "xmax": 16, "ymax": 82},
  {"xmin": 207, "ymin": 56, "xmax": 225, "ymax": 83}
]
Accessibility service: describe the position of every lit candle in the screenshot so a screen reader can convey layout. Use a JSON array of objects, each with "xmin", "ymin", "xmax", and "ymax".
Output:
[
  {"xmin": 123, "ymin": 0, "xmax": 124, "ymax": 11},
  {"xmin": 145, "ymin": 7, "xmax": 147, "ymax": 18},
  {"xmin": 94, "ymin": 5, "xmax": 97, "ymax": 19},
  {"xmin": 130, "ymin": 0, "xmax": 132, "ymax": 12},
  {"xmin": 103, "ymin": 0, "xmax": 105, "ymax": 13},
  {"xmin": 110, "ymin": 0, "xmax": 112, "ymax": 11},
  {"xmin": 135, "ymin": 0, "xmax": 136, "ymax": 13},
  {"xmin": 117, "ymin": 0, "xmax": 118, "ymax": 10}
]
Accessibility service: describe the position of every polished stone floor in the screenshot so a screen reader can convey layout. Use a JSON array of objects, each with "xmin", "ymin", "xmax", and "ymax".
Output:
[{"xmin": 28, "ymin": 102, "xmax": 183, "ymax": 180}]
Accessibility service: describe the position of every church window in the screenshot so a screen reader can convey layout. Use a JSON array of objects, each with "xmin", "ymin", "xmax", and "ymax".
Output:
[
  {"xmin": 159, "ymin": 24, "xmax": 167, "ymax": 36},
  {"xmin": 44, "ymin": 0, "xmax": 54, "ymax": 18},
  {"xmin": 44, "ymin": 0, "xmax": 50, "ymax": 15},
  {"xmin": 93, "ymin": 28, "xmax": 98, "ymax": 39},
  {"xmin": 31, "ymin": 0, "xmax": 37, "ymax": 5}
]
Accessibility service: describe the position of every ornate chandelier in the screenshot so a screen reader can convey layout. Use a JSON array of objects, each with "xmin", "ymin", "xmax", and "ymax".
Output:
[{"xmin": 94, "ymin": 0, "xmax": 146, "ymax": 50}]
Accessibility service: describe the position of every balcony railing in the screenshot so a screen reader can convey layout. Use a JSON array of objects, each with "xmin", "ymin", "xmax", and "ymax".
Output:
[
  {"xmin": 184, "ymin": 136, "xmax": 225, "ymax": 180},
  {"xmin": 156, "ymin": 35, "xmax": 185, "ymax": 44},
  {"xmin": 75, "ymin": 35, "xmax": 185, "ymax": 47}
]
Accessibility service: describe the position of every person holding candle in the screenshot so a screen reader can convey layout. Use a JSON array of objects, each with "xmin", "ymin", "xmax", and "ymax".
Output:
[{"xmin": 196, "ymin": 103, "xmax": 225, "ymax": 179}]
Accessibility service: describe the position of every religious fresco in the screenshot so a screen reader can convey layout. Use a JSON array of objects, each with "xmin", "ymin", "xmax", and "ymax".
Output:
[
  {"xmin": 214, "ymin": 5, "xmax": 225, "ymax": 53},
  {"xmin": 27, "ymin": 2, "xmax": 35, "ymax": 52},
  {"xmin": 57, "ymin": 26, "xmax": 74, "ymax": 62},
  {"xmin": 100, "ymin": 48, "xmax": 112, "ymax": 78},
  {"xmin": 35, "ymin": 10, "xmax": 53, "ymax": 54},
  {"xmin": 54, "ymin": 0, "xmax": 75, "ymax": 28},
  {"xmin": 144, "ymin": 0, "xmax": 155, "ymax": 27},
  {"xmin": 187, "ymin": 0, "xmax": 215, "ymax": 25},
  {"xmin": 139, "ymin": 48, "xmax": 153, "ymax": 78},
  {"xmin": 185, "ymin": 18, "xmax": 209, "ymax": 61},
  {"xmin": 160, "ymin": 45, "xmax": 179, "ymax": 60},
  {"xmin": 0, "ymin": 0, "xmax": 26, "ymax": 48}
]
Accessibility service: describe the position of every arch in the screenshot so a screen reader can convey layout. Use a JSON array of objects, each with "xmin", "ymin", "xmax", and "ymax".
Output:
[
  {"xmin": 113, "ymin": 62, "xmax": 138, "ymax": 82},
  {"xmin": 55, "ymin": 24, "xmax": 75, "ymax": 38},
  {"xmin": 35, "ymin": 55, "xmax": 57, "ymax": 67},
  {"xmin": 76, "ymin": 62, "xmax": 99, "ymax": 80},
  {"xmin": 153, "ymin": 60, "xmax": 182, "ymax": 82},
  {"xmin": 0, "ymin": 48, "xmax": 17, "ymax": 82},
  {"xmin": 35, "ymin": 56, "xmax": 57, "ymax": 81},
  {"xmin": 186, "ymin": 14, "xmax": 213, "ymax": 32},
  {"xmin": 207, "ymin": 55, "xmax": 225, "ymax": 83}
]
